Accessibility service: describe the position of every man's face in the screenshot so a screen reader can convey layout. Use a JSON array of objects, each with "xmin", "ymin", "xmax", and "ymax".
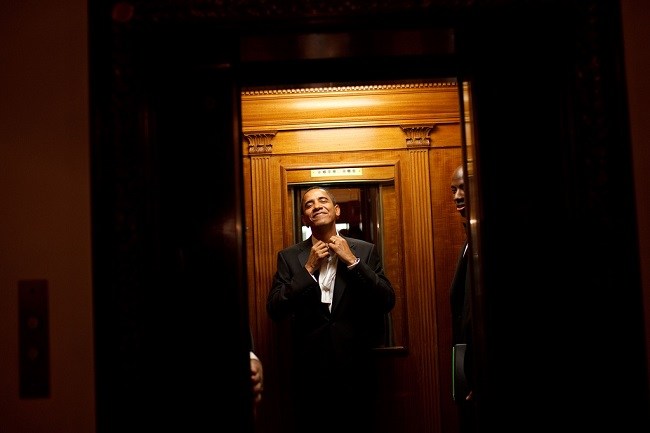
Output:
[
  {"xmin": 450, "ymin": 169, "xmax": 466, "ymax": 219},
  {"xmin": 301, "ymin": 188, "xmax": 340, "ymax": 228}
]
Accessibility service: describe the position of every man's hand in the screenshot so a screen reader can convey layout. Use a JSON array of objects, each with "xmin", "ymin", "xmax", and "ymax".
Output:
[
  {"xmin": 327, "ymin": 235, "xmax": 356, "ymax": 266},
  {"xmin": 305, "ymin": 240, "xmax": 330, "ymax": 274},
  {"xmin": 250, "ymin": 356, "xmax": 263, "ymax": 407}
]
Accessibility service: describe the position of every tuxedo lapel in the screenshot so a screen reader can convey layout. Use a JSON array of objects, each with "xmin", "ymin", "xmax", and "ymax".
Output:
[
  {"xmin": 331, "ymin": 262, "xmax": 347, "ymax": 313},
  {"xmin": 297, "ymin": 238, "xmax": 312, "ymax": 267},
  {"xmin": 330, "ymin": 238, "xmax": 357, "ymax": 313}
]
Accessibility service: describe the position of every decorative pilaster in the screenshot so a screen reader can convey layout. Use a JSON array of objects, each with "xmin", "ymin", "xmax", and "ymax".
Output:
[
  {"xmin": 402, "ymin": 124, "xmax": 439, "ymax": 431},
  {"xmin": 246, "ymin": 132, "xmax": 277, "ymax": 332}
]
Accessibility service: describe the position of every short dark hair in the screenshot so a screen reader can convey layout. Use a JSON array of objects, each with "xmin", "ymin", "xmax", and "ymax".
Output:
[{"xmin": 301, "ymin": 186, "xmax": 338, "ymax": 211}]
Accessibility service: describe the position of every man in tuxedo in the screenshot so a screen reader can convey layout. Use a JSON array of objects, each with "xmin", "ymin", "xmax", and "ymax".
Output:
[
  {"xmin": 449, "ymin": 164, "xmax": 477, "ymax": 433},
  {"xmin": 267, "ymin": 186, "xmax": 396, "ymax": 433}
]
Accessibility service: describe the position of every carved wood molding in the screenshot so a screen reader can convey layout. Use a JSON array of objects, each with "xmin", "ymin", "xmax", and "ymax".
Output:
[
  {"xmin": 244, "ymin": 132, "xmax": 276, "ymax": 155},
  {"xmin": 241, "ymin": 82, "xmax": 454, "ymax": 96},
  {"xmin": 401, "ymin": 125, "xmax": 435, "ymax": 148},
  {"xmin": 241, "ymin": 82, "xmax": 459, "ymax": 132}
]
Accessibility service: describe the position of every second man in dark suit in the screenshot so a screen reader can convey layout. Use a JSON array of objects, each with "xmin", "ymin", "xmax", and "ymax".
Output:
[{"xmin": 449, "ymin": 164, "xmax": 477, "ymax": 433}]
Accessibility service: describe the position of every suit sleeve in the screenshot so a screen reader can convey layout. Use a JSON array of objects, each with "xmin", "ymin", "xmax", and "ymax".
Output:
[
  {"xmin": 348, "ymin": 242, "xmax": 396, "ymax": 313},
  {"xmin": 266, "ymin": 249, "xmax": 320, "ymax": 321}
]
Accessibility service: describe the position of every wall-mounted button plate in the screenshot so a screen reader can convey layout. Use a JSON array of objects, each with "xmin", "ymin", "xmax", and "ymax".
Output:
[{"xmin": 18, "ymin": 279, "xmax": 50, "ymax": 399}]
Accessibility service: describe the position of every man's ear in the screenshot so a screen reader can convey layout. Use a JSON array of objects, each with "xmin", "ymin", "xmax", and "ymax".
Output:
[{"xmin": 335, "ymin": 204, "xmax": 341, "ymax": 218}]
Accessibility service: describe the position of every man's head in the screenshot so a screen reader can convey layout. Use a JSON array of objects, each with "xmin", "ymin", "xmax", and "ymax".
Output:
[
  {"xmin": 301, "ymin": 186, "xmax": 340, "ymax": 230},
  {"xmin": 450, "ymin": 165, "xmax": 466, "ymax": 220}
]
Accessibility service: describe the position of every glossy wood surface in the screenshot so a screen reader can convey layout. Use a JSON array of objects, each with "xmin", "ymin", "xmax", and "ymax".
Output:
[{"xmin": 242, "ymin": 82, "xmax": 464, "ymax": 433}]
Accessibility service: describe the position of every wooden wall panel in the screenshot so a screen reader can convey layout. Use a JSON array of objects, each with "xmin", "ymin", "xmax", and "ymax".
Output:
[
  {"xmin": 242, "ymin": 82, "xmax": 460, "ymax": 131},
  {"xmin": 242, "ymin": 81, "xmax": 463, "ymax": 433}
]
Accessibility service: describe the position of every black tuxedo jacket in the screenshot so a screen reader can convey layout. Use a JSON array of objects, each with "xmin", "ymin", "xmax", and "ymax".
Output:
[{"xmin": 267, "ymin": 236, "xmax": 395, "ymax": 370}]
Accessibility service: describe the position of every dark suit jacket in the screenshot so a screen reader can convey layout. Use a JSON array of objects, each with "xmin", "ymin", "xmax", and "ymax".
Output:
[
  {"xmin": 450, "ymin": 239, "xmax": 471, "ymax": 344},
  {"xmin": 267, "ymin": 235, "xmax": 395, "ymax": 376},
  {"xmin": 450, "ymin": 239, "xmax": 473, "ymax": 401}
]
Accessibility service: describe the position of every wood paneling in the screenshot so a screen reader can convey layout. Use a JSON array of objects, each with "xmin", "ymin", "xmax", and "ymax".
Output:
[
  {"xmin": 243, "ymin": 81, "xmax": 464, "ymax": 433},
  {"xmin": 242, "ymin": 82, "xmax": 459, "ymax": 131}
]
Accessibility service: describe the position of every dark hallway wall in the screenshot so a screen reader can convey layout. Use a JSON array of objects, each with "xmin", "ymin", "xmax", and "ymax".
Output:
[{"xmin": 0, "ymin": 1, "xmax": 95, "ymax": 432}]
